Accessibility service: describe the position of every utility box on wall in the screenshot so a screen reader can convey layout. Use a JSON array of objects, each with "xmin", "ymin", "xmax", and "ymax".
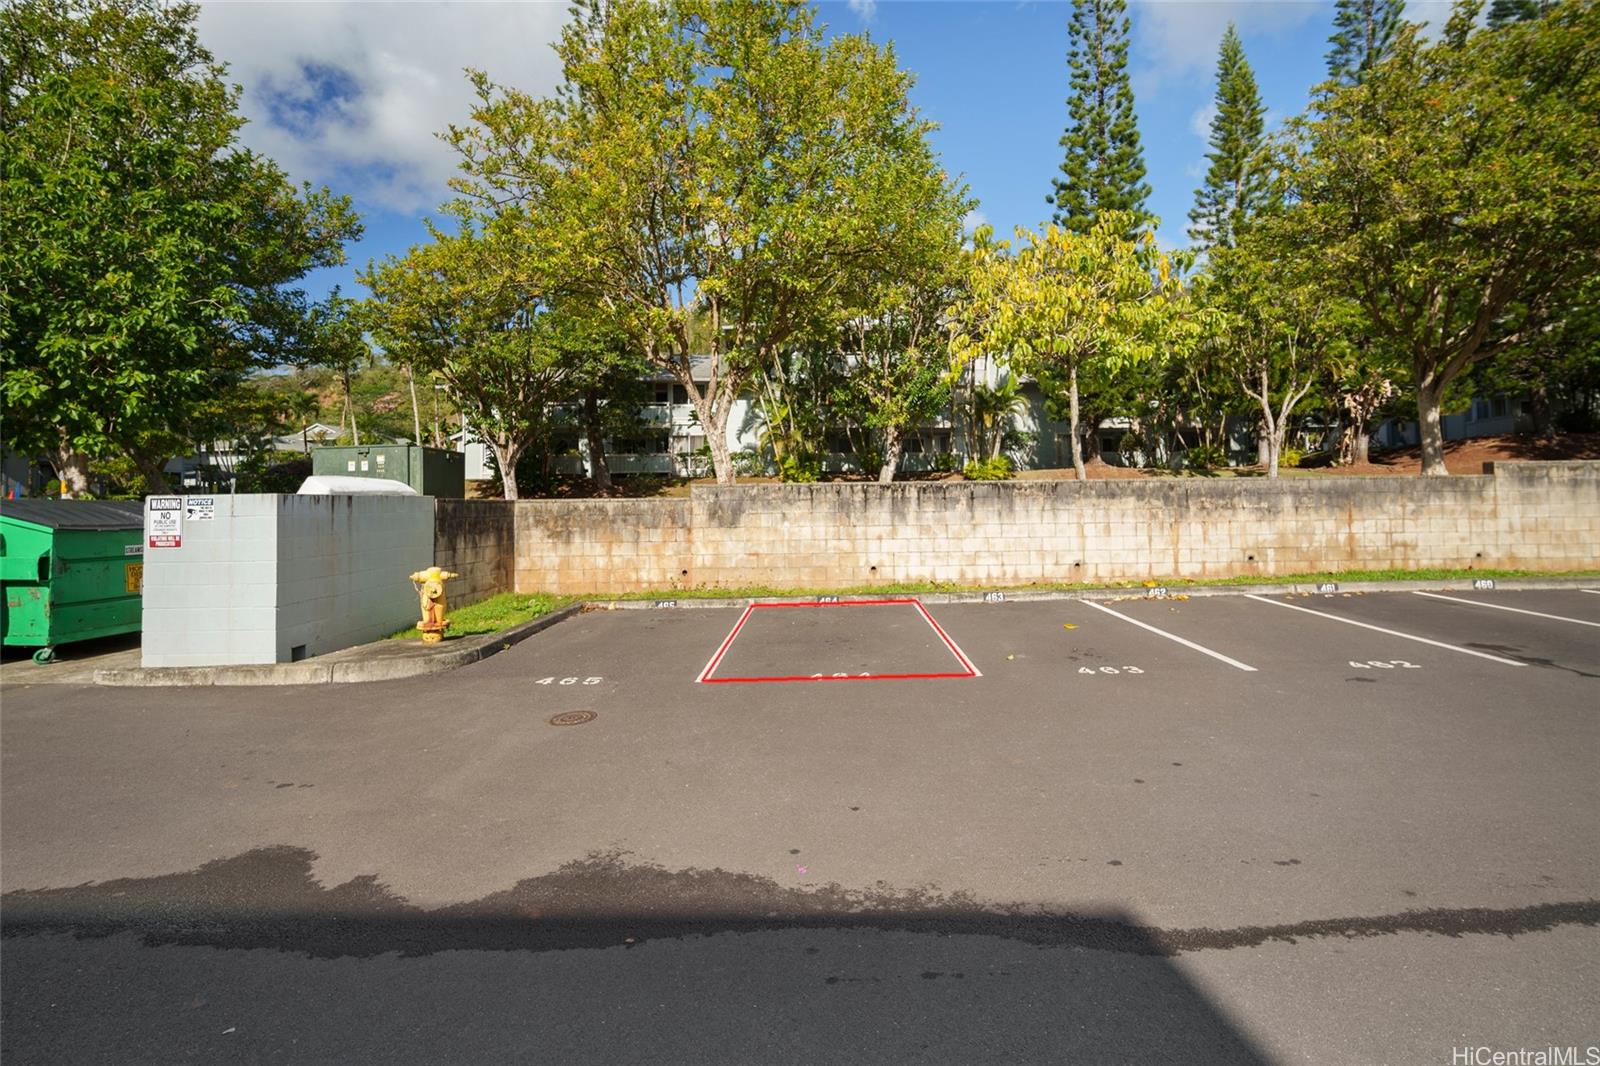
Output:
[
  {"xmin": 311, "ymin": 445, "xmax": 465, "ymax": 499},
  {"xmin": 140, "ymin": 494, "xmax": 433, "ymax": 667}
]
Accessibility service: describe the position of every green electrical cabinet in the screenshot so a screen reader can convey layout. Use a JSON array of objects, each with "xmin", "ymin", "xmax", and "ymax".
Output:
[
  {"xmin": 1, "ymin": 499, "xmax": 145, "ymax": 664},
  {"xmin": 310, "ymin": 445, "xmax": 465, "ymax": 498}
]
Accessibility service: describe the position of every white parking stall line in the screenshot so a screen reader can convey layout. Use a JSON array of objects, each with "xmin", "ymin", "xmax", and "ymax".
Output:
[
  {"xmin": 1080, "ymin": 600, "xmax": 1257, "ymax": 672},
  {"xmin": 1582, "ymin": 589, "xmax": 1600, "ymax": 596},
  {"xmin": 1244, "ymin": 595, "xmax": 1526, "ymax": 666},
  {"xmin": 1411, "ymin": 591, "xmax": 1600, "ymax": 629}
]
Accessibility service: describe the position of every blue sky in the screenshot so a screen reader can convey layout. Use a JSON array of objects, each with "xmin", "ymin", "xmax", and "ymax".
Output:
[{"xmin": 195, "ymin": 1, "xmax": 1453, "ymax": 304}]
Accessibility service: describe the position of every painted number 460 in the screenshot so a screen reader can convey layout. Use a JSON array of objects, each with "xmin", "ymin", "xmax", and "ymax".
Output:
[
  {"xmin": 1079, "ymin": 666, "xmax": 1144, "ymax": 675},
  {"xmin": 1348, "ymin": 660, "xmax": 1420, "ymax": 669},
  {"xmin": 536, "ymin": 677, "xmax": 603, "ymax": 685}
]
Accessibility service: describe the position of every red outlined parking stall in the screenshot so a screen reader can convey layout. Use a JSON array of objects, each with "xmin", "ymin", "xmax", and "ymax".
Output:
[{"xmin": 695, "ymin": 599, "xmax": 981, "ymax": 684}]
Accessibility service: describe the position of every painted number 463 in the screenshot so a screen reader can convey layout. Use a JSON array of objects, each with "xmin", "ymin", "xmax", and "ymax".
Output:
[{"xmin": 536, "ymin": 677, "xmax": 603, "ymax": 685}]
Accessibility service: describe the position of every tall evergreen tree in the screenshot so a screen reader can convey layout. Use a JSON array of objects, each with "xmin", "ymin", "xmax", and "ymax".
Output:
[
  {"xmin": 1326, "ymin": 0, "xmax": 1406, "ymax": 83},
  {"xmin": 1487, "ymin": 0, "xmax": 1554, "ymax": 27},
  {"xmin": 1188, "ymin": 25, "xmax": 1270, "ymax": 251},
  {"xmin": 1046, "ymin": 0, "xmax": 1151, "ymax": 236}
]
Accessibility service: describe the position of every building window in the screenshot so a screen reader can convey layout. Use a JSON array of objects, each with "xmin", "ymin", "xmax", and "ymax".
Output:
[
  {"xmin": 653, "ymin": 383, "xmax": 671, "ymax": 404},
  {"xmin": 673, "ymin": 384, "xmax": 690, "ymax": 405}
]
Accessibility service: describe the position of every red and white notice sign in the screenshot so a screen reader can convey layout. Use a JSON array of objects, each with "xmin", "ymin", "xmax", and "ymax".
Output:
[{"xmin": 146, "ymin": 496, "xmax": 182, "ymax": 548}]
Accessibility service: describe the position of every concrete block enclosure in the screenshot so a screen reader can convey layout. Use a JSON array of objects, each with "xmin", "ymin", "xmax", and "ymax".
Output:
[{"xmin": 140, "ymin": 494, "xmax": 432, "ymax": 667}]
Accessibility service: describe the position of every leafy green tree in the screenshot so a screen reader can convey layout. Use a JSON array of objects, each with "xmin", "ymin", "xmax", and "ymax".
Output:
[
  {"xmin": 444, "ymin": 0, "xmax": 960, "ymax": 485},
  {"xmin": 0, "ymin": 0, "xmax": 359, "ymax": 496},
  {"xmin": 955, "ymin": 214, "xmax": 1187, "ymax": 481},
  {"xmin": 1325, "ymin": 0, "xmax": 1406, "ymax": 84},
  {"xmin": 299, "ymin": 289, "xmax": 374, "ymax": 446},
  {"xmin": 1189, "ymin": 25, "xmax": 1271, "ymax": 252},
  {"xmin": 1203, "ymin": 240, "xmax": 1341, "ymax": 477},
  {"xmin": 1046, "ymin": 0, "xmax": 1152, "ymax": 237},
  {"xmin": 827, "ymin": 183, "xmax": 971, "ymax": 483},
  {"xmin": 362, "ymin": 224, "xmax": 571, "ymax": 500},
  {"xmin": 1275, "ymin": 3, "xmax": 1600, "ymax": 475}
]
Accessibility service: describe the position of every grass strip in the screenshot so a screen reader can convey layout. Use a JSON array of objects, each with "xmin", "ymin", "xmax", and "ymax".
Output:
[{"xmin": 385, "ymin": 592, "xmax": 575, "ymax": 640}]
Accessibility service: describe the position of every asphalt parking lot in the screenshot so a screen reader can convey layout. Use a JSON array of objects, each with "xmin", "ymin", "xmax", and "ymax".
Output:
[{"xmin": 2, "ymin": 587, "xmax": 1597, "ymax": 1064}]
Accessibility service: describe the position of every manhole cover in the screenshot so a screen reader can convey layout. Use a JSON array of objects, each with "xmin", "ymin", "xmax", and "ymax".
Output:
[{"xmin": 548, "ymin": 711, "xmax": 597, "ymax": 727}]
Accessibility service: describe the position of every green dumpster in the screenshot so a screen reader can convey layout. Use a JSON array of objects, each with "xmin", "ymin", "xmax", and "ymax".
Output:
[{"xmin": 1, "ymin": 499, "xmax": 145, "ymax": 664}]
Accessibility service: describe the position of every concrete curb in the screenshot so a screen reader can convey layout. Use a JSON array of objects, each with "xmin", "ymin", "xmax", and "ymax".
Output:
[
  {"xmin": 93, "ymin": 604, "xmax": 584, "ymax": 688},
  {"xmin": 91, "ymin": 577, "xmax": 1596, "ymax": 687}
]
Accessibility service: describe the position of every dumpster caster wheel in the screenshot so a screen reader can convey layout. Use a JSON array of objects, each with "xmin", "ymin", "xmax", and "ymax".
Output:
[{"xmin": 32, "ymin": 647, "xmax": 56, "ymax": 665}]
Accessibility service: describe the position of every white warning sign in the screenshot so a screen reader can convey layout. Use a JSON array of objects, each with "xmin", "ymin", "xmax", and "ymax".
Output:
[
  {"xmin": 184, "ymin": 497, "xmax": 215, "ymax": 522},
  {"xmin": 147, "ymin": 496, "xmax": 182, "ymax": 548}
]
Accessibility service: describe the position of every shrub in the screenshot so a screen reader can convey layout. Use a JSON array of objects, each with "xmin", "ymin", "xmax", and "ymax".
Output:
[
  {"xmin": 1277, "ymin": 445, "xmax": 1306, "ymax": 469},
  {"xmin": 962, "ymin": 456, "xmax": 1014, "ymax": 481},
  {"xmin": 730, "ymin": 448, "xmax": 769, "ymax": 477},
  {"xmin": 932, "ymin": 451, "xmax": 959, "ymax": 473},
  {"xmin": 778, "ymin": 454, "xmax": 821, "ymax": 482},
  {"xmin": 1183, "ymin": 443, "xmax": 1227, "ymax": 471}
]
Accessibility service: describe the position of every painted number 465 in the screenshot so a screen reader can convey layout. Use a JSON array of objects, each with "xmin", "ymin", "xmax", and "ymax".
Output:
[{"xmin": 536, "ymin": 677, "xmax": 603, "ymax": 685}]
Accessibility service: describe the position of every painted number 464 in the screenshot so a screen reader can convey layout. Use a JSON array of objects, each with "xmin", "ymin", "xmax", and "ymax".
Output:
[{"xmin": 536, "ymin": 677, "xmax": 603, "ymax": 685}]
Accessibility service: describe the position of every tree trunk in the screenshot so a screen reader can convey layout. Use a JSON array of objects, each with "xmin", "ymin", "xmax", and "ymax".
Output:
[
  {"xmin": 51, "ymin": 439, "xmax": 91, "ymax": 498},
  {"xmin": 582, "ymin": 389, "xmax": 612, "ymax": 493},
  {"xmin": 703, "ymin": 413, "xmax": 734, "ymax": 485},
  {"xmin": 407, "ymin": 365, "xmax": 423, "ymax": 446},
  {"xmin": 1351, "ymin": 428, "xmax": 1371, "ymax": 464},
  {"xmin": 1417, "ymin": 377, "xmax": 1448, "ymax": 477},
  {"xmin": 491, "ymin": 441, "xmax": 524, "ymax": 500},
  {"xmin": 1257, "ymin": 419, "xmax": 1270, "ymax": 467},
  {"xmin": 344, "ymin": 371, "xmax": 361, "ymax": 446},
  {"xmin": 1525, "ymin": 384, "xmax": 1553, "ymax": 436},
  {"xmin": 134, "ymin": 455, "xmax": 171, "ymax": 494},
  {"xmin": 878, "ymin": 425, "xmax": 903, "ymax": 485},
  {"xmin": 1068, "ymin": 363, "xmax": 1086, "ymax": 482}
]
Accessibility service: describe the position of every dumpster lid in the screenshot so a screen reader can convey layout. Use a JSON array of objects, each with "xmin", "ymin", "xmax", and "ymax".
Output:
[{"xmin": 0, "ymin": 499, "xmax": 145, "ymax": 531}]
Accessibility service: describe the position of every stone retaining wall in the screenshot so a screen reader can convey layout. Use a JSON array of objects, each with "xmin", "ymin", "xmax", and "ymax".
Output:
[{"xmin": 461, "ymin": 462, "xmax": 1598, "ymax": 595}]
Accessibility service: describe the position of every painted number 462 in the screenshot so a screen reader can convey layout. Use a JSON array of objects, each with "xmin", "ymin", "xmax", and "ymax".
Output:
[{"xmin": 536, "ymin": 677, "xmax": 603, "ymax": 685}]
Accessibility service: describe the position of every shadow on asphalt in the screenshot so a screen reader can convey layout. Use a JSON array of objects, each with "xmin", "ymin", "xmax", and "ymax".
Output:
[{"xmin": 6, "ymin": 847, "xmax": 1599, "ymax": 1063}]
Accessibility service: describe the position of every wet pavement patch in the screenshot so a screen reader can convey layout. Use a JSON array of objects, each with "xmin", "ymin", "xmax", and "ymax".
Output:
[{"xmin": 3, "ymin": 846, "xmax": 1595, "ymax": 961}]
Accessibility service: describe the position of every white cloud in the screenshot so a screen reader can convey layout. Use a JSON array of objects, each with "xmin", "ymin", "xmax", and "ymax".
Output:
[
  {"xmin": 196, "ymin": 2, "xmax": 571, "ymax": 214},
  {"xmin": 1130, "ymin": 0, "xmax": 1323, "ymax": 93},
  {"xmin": 1189, "ymin": 101, "xmax": 1217, "ymax": 140},
  {"xmin": 847, "ymin": 0, "xmax": 877, "ymax": 22},
  {"xmin": 962, "ymin": 208, "xmax": 990, "ymax": 233}
]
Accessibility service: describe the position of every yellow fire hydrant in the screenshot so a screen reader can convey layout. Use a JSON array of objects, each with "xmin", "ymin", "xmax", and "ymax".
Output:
[{"xmin": 409, "ymin": 566, "xmax": 460, "ymax": 644}]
